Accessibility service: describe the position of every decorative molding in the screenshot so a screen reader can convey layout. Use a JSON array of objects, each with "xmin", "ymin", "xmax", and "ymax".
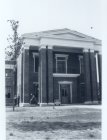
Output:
[
  {"xmin": 40, "ymin": 45, "xmax": 46, "ymax": 49},
  {"xmin": 53, "ymin": 73, "xmax": 80, "ymax": 77},
  {"xmin": 58, "ymin": 81, "xmax": 72, "ymax": 84},
  {"xmin": 55, "ymin": 54, "xmax": 68, "ymax": 59},
  {"xmin": 22, "ymin": 28, "xmax": 101, "ymax": 46}
]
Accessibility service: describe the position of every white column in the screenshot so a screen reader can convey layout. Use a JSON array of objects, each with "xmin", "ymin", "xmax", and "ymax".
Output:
[
  {"xmin": 95, "ymin": 53, "xmax": 99, "ymax": 83},
  {"xmin": 21, "ymin": 45, "xmax": 30, "ymax": 107}
]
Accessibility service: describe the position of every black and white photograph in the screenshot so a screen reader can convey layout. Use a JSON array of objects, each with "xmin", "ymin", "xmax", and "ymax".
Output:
[{"xmin": 0, "ymin": 0, "xmax": 105, "ymax": 139}]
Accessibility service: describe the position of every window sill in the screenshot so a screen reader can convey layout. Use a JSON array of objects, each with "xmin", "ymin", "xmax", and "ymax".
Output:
[{"xmin": 53, "ymin": 73, "xmax": 80, "ymax": 77}]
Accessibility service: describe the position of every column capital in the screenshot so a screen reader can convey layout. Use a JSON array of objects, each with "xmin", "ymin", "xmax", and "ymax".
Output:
[
  {"xmin": 39, "ymin": 45, "xmax": 46, "ymax": 50},
  {"xmin": 83, "ymin": 49, "xmax": 89, "ymax": 52},
  {"xmin": 39, "ymin": 45, "xmax": 53, "ymax": 49},
  {"xmin": 83, "ymin": 50, "xmax": 92, "ymax": 102},
  {"xmin": 47, "ymin": 45, "xmax": 53, "ymax": 49},
  {"xmin": 90, "ymin": 49, "xmax": 94, "ymax": 53}
]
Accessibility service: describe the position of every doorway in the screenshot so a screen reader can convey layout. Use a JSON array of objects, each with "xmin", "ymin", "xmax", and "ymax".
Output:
[{"xmin": 59, "ymin": 82, "xmax": 72, "ymax": 104}]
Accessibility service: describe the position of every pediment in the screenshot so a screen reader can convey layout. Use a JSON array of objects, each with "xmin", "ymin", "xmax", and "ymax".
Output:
[
  {"xmin": 44, "ymin": 28, "xmax": 92, "ymax": 40},
  {"xmin": 22, "ymin": 28, "xmax": 101, "ymax": 44},
  {"xmin": 53, "ymin": 32, "xmax": 85, "ymax": 39}
]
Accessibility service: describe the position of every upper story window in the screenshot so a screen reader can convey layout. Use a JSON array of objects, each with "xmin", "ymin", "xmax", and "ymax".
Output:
[
  {"xmin": 33, "ymin": 53, "xmax": 39, "ymax": 72},
  {"xmin": 79, "ymin": 55, "xmax": 84, "ymax": 74},
  {"xmin": 55, "ymin": 54, "xmax": 68, "ymax": 73}
]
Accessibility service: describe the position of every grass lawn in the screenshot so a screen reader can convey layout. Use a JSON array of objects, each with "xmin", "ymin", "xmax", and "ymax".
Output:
[{"xmin": 6, "ymin": 106, "xmax": 101, "ymax": 140}]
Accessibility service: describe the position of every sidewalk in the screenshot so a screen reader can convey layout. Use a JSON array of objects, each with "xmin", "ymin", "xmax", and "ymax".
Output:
[
  {"xmin": 6, "ymin": 104, "xmax": 102, "ymax": 110},
  {"xmin": 57, "ymin": 105, "xmax": 102, "ymax": 109}
]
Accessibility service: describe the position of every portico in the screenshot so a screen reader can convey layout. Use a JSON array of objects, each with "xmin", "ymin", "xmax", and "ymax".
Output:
[{"xmin": 16, "ymin": 28, "xmax": 101, "ymax": 106}]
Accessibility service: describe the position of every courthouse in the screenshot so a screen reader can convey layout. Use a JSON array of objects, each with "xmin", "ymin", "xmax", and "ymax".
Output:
[{"xmin": 6, "ymin": 28, "xmax": 102, "ymax": 106}]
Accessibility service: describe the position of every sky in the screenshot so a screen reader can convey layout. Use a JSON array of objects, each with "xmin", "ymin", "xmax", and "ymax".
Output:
[{"xmin": 0, "ymin": 0, "xmax": 101, "ymax": 48}]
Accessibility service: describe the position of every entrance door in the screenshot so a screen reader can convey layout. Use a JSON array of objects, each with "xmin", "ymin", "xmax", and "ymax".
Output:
[{"xmin": 60, "ymin": 84, "xmax": 71, "ymax": 104}]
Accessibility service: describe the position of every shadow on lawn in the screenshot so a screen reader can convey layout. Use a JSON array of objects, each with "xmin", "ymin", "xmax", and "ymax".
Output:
[{"xmin": 11, "ymin": 121, "xmax": 101, "ymax": 132}]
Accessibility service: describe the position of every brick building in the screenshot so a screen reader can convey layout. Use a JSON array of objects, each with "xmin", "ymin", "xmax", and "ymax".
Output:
[
  {"xmin": 16, "ymin": 28, "xmax": 101, "ymax": 106},
  {"xmin": 5, "ymin": 60, "xmax": 16, "ymax": 106}
]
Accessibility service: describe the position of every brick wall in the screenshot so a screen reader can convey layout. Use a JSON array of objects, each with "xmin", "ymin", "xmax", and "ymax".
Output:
[
  {"xmin": 47, "ymin": 48, "xmax": 53, "ymax": 103},
  {"xmin": 23, "ymin": 49, "xmax": 30, "ymax": 103},
  {"xmin": 29, "ymin": 50, "xmax": 39, "ymax": 95},
  {"xmin": 5, "ymin": 68, "xmax": 14, "ymax": 106}
]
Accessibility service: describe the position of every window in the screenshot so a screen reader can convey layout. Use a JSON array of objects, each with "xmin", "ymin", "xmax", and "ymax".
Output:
[
  {"xmin": 6, "ymin": 86, "xmax": 11, "ymax": 98},
  {"xmin": 55, "ymin": 54, "xmax": 68, "ymax": 73},
  {"xmin": 33, "ymin": 53, "xmax": 39, "ymax": 72},
  {"xmin": 5, "ymin": 70, "xmax": 12, "ymax": 77},
  {"xmin": 79, "ymin": 56, "xmax": 84, "ymax": 74}
]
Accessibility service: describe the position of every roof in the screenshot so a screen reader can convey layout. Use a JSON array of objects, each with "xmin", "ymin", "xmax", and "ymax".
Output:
[{"xmin": 22, "ymin": 28, "xmax": 101, "ymax": 45}]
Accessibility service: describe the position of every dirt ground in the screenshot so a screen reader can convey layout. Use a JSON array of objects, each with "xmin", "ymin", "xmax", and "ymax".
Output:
[{"xmin": 6, "ymin": 105, "xmax": 101, "ymax": 140}]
